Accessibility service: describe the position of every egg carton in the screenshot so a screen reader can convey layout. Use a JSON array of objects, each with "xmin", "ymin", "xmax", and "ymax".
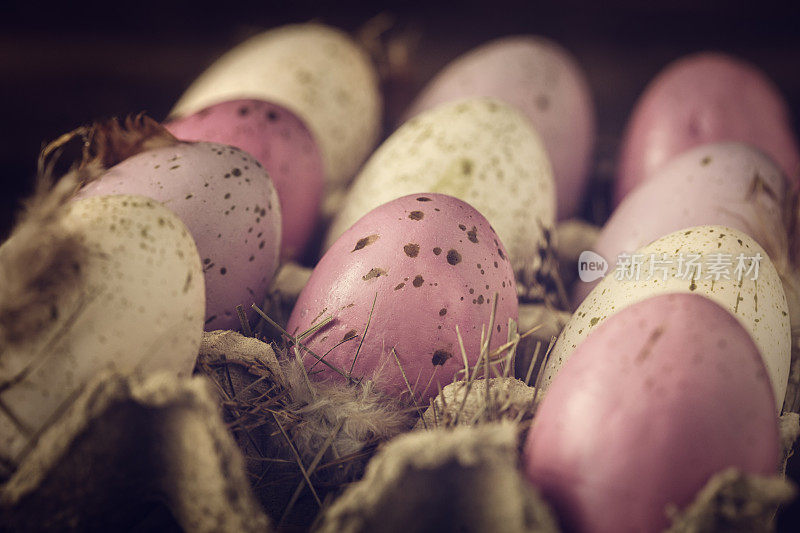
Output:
[
  {"xmin": 0, "ymin": 361, "xmax": 796, "ymax": 532},
  {"xmin": 0, "ymin": 370, "xmax": 270, "ymax": 532}
]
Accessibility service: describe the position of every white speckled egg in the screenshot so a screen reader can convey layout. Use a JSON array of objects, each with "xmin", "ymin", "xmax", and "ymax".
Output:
[
  {"xmin": 404, "ymin": 36, "xmax": 595, "ymax": 219},
  {"xmin": 544, "ymin": 225, "xmax": 790, "ymax": 410},
  {"xmin": 326, "ymin": 98, "xmax": 555, "ymax": 291},
  {"xmin": 77, "ymin": 142, "xmax": 281, "ymax": 331},
  {"xmin": 0, "ymin": 195, "xmax": 205, "ymax": 462},
  {"xmin": 170, "ymin": 23, "xmax": 382, "ymax": 189}
]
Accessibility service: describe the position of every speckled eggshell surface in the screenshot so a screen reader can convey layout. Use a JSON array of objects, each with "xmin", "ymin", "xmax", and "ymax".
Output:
[
  {"xmin": 616, "ymin": 52, "xmax": 800, "ymax": 205},
  {"xmin": 287, "ymin": 194, "xmax": 518, "ymax": 402},
  {"xmin": 0, "ymin": 195, "xmax": 205, "ymax": 462},
  {"xmin": 326, "ymin": 98, "xmax": 555, "ymax": 288},
  {"xmin": 77, "ymin": 142, "xmax": 281, "ymax": 331},
  {"xmin": 525, "ymin": 293, "xmax": 779, "ymax": 533},
  {"xmin": 165, "ymin": 99, "xmax": 324, "ymax": 260},
  {"xmin": 546, "ymin": 225, "xmax": 790, "ymax": 410},
  {"xmin": 404, "ymin": 36, "xmax": 595, "ymax": 219},
  {"xmin": 574, "ymin": 143, "xmax": 788, "ymax": 305},
  {"xmin": 170, "ymin": 23, "xmax": 382, "ymax": 188}
]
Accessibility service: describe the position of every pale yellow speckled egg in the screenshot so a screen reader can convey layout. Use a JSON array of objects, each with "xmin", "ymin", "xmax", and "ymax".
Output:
[
  {"xmin": 543, "ymin": 225, "xmax": 790, "ymax": 411},
  {"xmin": 326, "ymin": 98, "xmax": 556, "ymax": 291},
  {"xmin": 0, "ymin": 195, "xmax": 205, "ymax": 463},
  {"xmin": 170, "ymin": 23, "xmax": 382, "ymax": 189}
]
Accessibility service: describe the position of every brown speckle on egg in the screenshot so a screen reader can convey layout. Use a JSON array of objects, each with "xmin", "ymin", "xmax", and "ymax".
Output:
[
  {"xmin": 409, "ymin": 211, "xmax": 425, "ymax": 220},
  {"xmin": 439, "ymin": 308, "xmax": 447, "ymax": 316},
  {"xmin": 447, "ymin": 249, "xmax": 462, "ymax": 265},
  {"xmin": 353, "ymin": 234, "xmax": 380, "ymax": 251},
  {"xmin": 363, "ymin": 267, "xmax": 387, "ymax": 281},
  {"xmin": 404, "ymin": 243, "xmax": 420, "ymax": 257},
  {"xmin": 467, "ymin": 226, "xmax": 478, "ymax": 243},
  {"xmin": 413, "ymin": 275, "xmax": 424, "ymax": 287},
  {"xmin": 432, "ymin": 349, "xmax": 453, "ymax": 366}
]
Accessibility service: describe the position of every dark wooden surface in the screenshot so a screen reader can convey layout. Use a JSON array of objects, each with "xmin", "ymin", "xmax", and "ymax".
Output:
[{"xmin": 2, "ymin": 1, "xmax": 800, "ymax": 530}]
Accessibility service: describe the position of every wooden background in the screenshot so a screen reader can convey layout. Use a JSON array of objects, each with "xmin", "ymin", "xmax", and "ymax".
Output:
[{"xmin": 2, "ymin": 0, "xmax": 800, "ymax": 529}]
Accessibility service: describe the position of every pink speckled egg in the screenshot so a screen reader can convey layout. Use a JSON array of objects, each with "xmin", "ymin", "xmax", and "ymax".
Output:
[
  {"xmin": 77, "ymin": 142, "xmax": 281, "ymax": 331},
  {"xmin": 574, "ymin": 142, "xmax": 789, "ymax": 305},
  {"xmin": 524, "ymin": 293, "xmax": 779, "ymax": 533},
  {"xmin": 165, "ymin": 99, "xmax": 324, "ymax": 259},
  {"xmin": 616, "ymin": 52, "xmax": 800, "ymax": 205},
  {"xmin": 287, "ymin": 193, "xmax": 518, "ymax": 402},
  {"xmin": 403, "ymin": 36, "xmax": 595, "ymax": 219}
]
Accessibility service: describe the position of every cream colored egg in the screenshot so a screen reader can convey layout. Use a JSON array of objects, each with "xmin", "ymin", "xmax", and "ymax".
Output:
[
  {"xmin": 0, "ymin": 195, "xmax": 205, "ymax": 463},
  {"xmin": 326, "ymin": 98, "xmax": 556, "ymax": 288},
  {"xmin": 543, "ymin": 225, "xmax": 790, "ymax": 410},
  {"xmin": 171, "ymin": 23, "xmax": 382, "ymax": 188}
]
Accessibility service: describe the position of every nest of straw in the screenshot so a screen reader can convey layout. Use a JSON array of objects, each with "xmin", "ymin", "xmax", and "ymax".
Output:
[
  {"xmin": 193, "ymin": 286, "xmax": 550, "ymax": 529},
  {"xmin": 196, "ymin": 327, "xmax": 413, "ymax": 528}
]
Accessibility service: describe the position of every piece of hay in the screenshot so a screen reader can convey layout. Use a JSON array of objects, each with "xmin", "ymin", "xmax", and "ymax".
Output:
[
  {"xmin": 779, "ymin": 412, "xmax": 800, "ymax": 474},
  {"xmin": 314, "ymin": 422, "xmax": 559, "ymax": 533},
  {"xmin": 256, "ymin": 262, "xmax": 313, "ymax": 336},
  {"xmin": 0, "ymin": 370, "xmax": 270, "ymax": 532},
  {"xmin": 514, "ymin": 304, "xmax": 570, "ymax": 382}
]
